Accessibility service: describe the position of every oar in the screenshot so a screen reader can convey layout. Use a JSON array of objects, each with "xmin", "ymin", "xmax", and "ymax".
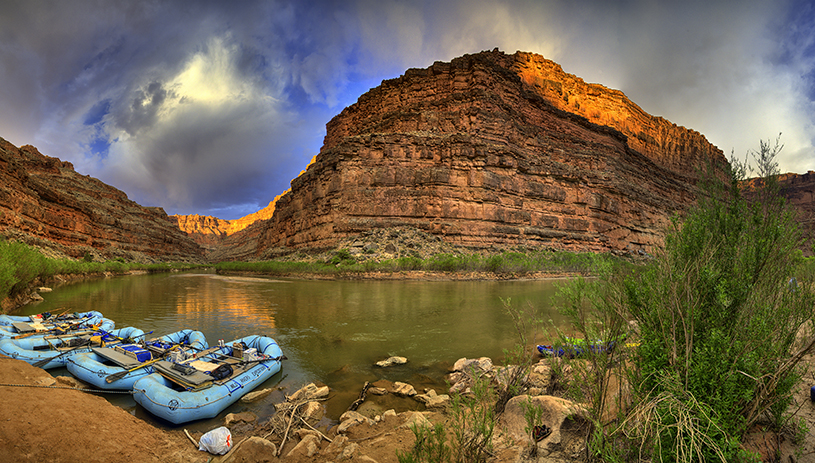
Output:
[
  {"xmin": 97, "ymin": 329, "xmax": 153, "ymax": 344},
  {"xmin": 11, "ymin": 317, "xmax": 92, "ymax": 339},
  {"xmin": 32, "ymin": 339, "xmax": 93, "ymax": 368},
  {"xmin": 187, "ymin": 344, "xmax": 287, "ymax": 365},
  {"xmin": 238, "ymin": 355, "xmax": 286, "ymax": 366},
  {"xmin": 105, "ymin": 345, "xmax": 178, "ymax": 383}
]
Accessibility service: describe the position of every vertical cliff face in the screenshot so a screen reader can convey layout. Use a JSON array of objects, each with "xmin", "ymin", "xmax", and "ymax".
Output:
[
  {"xmin": 255, "ymin": 49, "xmax": 726, "ymax": 256},
  {"xmin": 0, "ymin": 138, "xmax": 203, "ymax": 262}
]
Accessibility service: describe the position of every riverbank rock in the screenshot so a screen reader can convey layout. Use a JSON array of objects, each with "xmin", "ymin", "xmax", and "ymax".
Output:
[
  {"xmin": 224, "ymin": 412, "xmax": 256, "ymax": 427},
  {"xmin": 501, "ymin": 394, "xmax": 590, "ymax": 460},
  {"xmin": 392, "ymin": 381, "xmax": 417, "ymax": 397},
  {"xmin": 220, "ymin": 436, "xmax": 276, "ymax": 463},
  {"xmin": 526, "ymin": 361, "xmax": 554, "ymax": 395},
  {"xmin": 300, "ymin": 401, "xmax": 325, "ymax": 423},
  {"xmin": 287, "ymin": 382, "xmax": 330, "ymax": 401},
  {"xmin": 375, "ymin": 355, "xmax": 407, "ymax": 367},
  {"xmin": 286, "ymin": 433, "xmax": 321, "ymax": 459},
  {"xmin": 399, "ymin": 411, "xmax": 433, "ymax": 430},
  {"xmin": 240, "ymin": 387, "xmax": 273, "ymax": 403},
  {"xmin": 415, "ymin": 389, "xmax": 450, "ymax": 409},
  {"xmin": 337, "ymin": 410, "xmax": 376, "ymax": 434},
  {"xmin": 449, "ymin": 356, "xmax": 495, "ymax": 393}
]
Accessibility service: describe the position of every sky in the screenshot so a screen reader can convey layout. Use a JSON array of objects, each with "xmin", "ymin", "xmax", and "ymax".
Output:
[{"xmin": 1, "ymin": 0, "xmax": 814, "ymax": 220}]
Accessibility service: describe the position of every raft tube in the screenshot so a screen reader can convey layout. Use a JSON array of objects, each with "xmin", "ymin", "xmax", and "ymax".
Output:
[
  {"xmin": 0, "ymin": 310, "xmax": 104, "ymax": 326},
  {"xmin": 133, "ymin": 335, "xmax": 283, "ymax": 424},
  {"xmin": 0, "ymin": 311, "xmax": 108, "ymax": 339},
  {"xmin": 536, "ymin": 338, "xmax": 616, "ymax": 358},
  {"xmin": 0, "ymin": 324, "xmax": 135, "ymax": 369},
  {"xmin": 67, "ymin": 330, "xmax": 208, "ymax": 390}
]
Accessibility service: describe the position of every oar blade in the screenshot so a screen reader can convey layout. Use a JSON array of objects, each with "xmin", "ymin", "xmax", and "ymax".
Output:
[
  {"xmin": 32, "ymin": 357, "xmax": 53, "ymax": 368},
  {"xmin": 105, "ymin": 370, "xmax": 129, "ymax": 383}
]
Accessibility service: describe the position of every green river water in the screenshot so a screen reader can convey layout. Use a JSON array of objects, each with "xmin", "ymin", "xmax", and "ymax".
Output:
[{"xmin": 15, "ymin": 271, "xmax": 570, "ymax": 430}]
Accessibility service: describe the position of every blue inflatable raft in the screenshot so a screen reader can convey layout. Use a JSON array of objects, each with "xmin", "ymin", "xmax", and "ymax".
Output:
[
  {"xmin": 537, "ymin": 337, "xmax": 617, "ymax": 358},
  {"xmin": 133, "ymin": 335, "xmax": 284, "ymax": 424},
  {"xmin": 0, "ymin": 324, "xmax": 134, "ymax": 370},
  {"xmin": 67, "ymin": 330, "xmax": 208, "ymax": 390},
  {"xmin": 0, "ymin": 311, "xmax": 107, "ymax": 339}
]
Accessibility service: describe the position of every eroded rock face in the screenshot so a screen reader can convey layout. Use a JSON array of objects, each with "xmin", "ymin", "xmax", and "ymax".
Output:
[
  {"xmin": 256, "ymin": 49, "xmax": 727, "ymax": 256},
  {"xmin": 171, "ymin": 192, "xmax": 283, "ymax": 258},
  {"xmin": 742, "ymin": 171, "xmax": 815, "ymax": 255},
  {"xmin": 0, "ymin": 138, "xmax": 203, "ymax": 262}
]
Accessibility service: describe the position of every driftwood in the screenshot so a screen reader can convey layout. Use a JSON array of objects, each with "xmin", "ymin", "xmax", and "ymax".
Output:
[
  {"xmin": 275, "ymin": 400, "xmax": 302, "ymax": 456},
  {"xmin": 347, "ymin": 381, "xmax": 371, "ymax": 412},
  {"xmin": 183, "ymin": 429, "xmax": 198, "ymax": 447}
]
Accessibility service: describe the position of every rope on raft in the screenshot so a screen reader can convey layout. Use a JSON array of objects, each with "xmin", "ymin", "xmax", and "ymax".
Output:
[
  {"xmin": 133, "ymin": 387, "xmax": 233, "ymax": 410},
  {"xmin": 0, "ymin": 382, "xmax": 135, "ymax": 394}
]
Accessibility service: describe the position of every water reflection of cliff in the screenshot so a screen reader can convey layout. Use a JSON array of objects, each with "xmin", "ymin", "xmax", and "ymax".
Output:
[{"xmin": 170, "ymin": 274, "xmax": 279, "ymax": 330}]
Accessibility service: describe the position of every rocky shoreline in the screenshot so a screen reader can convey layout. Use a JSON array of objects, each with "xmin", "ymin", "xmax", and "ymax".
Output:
[
  {"xmin": 0, "ymin": 347, "xmax": 590, "ymax": 463},
  {"xmin": 2, "ymin": 341, "xmax": 813, "ymax": 462}
]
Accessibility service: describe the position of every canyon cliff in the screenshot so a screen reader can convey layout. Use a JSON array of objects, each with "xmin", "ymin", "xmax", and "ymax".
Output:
[
  {"xmin": 0, "ymin": 138, "xmax": 203, "ymax": 262},
  {"xmin": 250, "ymin": 49, "xmax": 727, "ymax": 257},
  {"xmin": 743, "ymin": 171, "xmax": 815, "ymax": 254},
  {"xmin": 170, "ymin": 192, "xmax": 282, "ymax": 253}
]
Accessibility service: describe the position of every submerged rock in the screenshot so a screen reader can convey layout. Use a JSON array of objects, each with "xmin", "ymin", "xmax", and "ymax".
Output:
[{"xmin": 375, "ymin": 356, "xmax": 408, "ymax": 367}]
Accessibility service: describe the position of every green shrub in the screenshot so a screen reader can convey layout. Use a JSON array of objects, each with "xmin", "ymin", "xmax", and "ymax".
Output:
[{"xmin": 562, "ymin": 138, "xmax": 815, "ymax": 462}]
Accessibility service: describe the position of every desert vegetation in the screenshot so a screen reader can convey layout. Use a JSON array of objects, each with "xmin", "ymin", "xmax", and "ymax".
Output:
[
  {"xmin": 215, "ymin": 248, "xmax": 629, "ymax": 277},
  {"xmin": 0, "ymin": 239, "xmax": 200, "ymax": 303}
]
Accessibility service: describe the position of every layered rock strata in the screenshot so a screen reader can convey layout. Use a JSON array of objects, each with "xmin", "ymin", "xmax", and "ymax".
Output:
[
  {"xmin": 743, "ymin": 171, "xmax": 815, "ymax": 254},
  {"xmin": 0, "ymin": 138, "xmax": 203, "ymax": 262},
  {"xmin": 255, "ymin": 49, "xmax": 726, "ymax": 256},
  {"xmin": 172, "ymin": 192, "xmax": 282, "ymax": 255}
]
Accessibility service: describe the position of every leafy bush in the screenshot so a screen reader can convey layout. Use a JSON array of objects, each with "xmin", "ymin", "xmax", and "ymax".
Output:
[
  {"xmin": 559, "ymin": 139, "xmax": 815, "ymax": 462},
  {"xmin": 0, "ymin": 240, "xmax": 201, "ymax": 303}
]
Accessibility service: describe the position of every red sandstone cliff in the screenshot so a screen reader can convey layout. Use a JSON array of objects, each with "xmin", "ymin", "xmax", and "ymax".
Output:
[
  {"xmin": 743, "ymin": 171, "xmax": 815, "ymax": 254},
  {"xmin": 171, "ymin": 191, "xmax": 284, "ymax": 253},
  {"xmin": 252, "ymin": 49, "xmax": 726, "ymax": 256},
  {"xmin": 0, "ymin": 138, "xmax": 204, "ymax": 262}
]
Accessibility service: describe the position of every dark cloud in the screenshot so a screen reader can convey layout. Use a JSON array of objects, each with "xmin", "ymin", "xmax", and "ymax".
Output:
[{"xmin": 0, "ymin": 0, "xmax": 813, "ymax": 220}]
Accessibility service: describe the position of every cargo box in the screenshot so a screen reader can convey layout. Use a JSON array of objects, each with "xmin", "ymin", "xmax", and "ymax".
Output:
[{"xmin": 114, "ymin": 344, "xmax": 152, "ymax": 363}]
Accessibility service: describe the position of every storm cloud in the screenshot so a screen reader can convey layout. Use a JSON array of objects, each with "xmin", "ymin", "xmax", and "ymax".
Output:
[{"xmin": 0, "ymin": 0, "xmax": 813, "ymax": 219}]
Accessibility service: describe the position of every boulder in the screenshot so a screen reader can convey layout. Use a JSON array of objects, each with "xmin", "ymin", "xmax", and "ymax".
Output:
[
  {"xmin": 399, "ymin": 411, "xmax": 432, "ymax": 430},
  {"xmin": 368, "ymin": 386, "xmax": 388, "ymax": 395},
  {"xmin": 392, "ymin": 382, "xmax": 417, "ymax": 397},
  {"xmin": 300, "ymin": 401, "xmax": 324, "ymax": 423},
  {"xmin": 321, "ymin": 435, "xmax": 349, "ymax": 457},
  {"xmin": 500, "ymin": 395, "xmax": 589, "ymax": 459},
  {"xmin": 288, "ymin": 383, "xmax": 330, "ymax": 402},
  {"xmin": 286, "ymin": 433, "xmax": 320, "ymax": 459},
  {"xmin": 415, "ymin": 389, "xmax": 450, "ymax": 409},
  {"xmin": 375, "ymin": 356, "xmax": 408, "ymax": 367},
  {"xmin": 337, "ymin": 410, "xmax": 375, "ymax": 434},
  {"xmin": 452, "ymin": 357, "xmax": 493, "ymax": 374},
  {"xmin": 221, "ymin": 436, "xmax": 277, "ymax": 463},
  {"xmin": 240, "ymin": 388, "xmax": 273, "ymax": 403},
  {"xmin": 224, "ymin": 412, "xmax": 256, "ymax": 427}
]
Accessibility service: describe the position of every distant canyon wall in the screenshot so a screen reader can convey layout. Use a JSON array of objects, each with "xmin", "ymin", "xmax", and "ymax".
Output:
[
  {"xmin": 171, "ymin": 193, "xmax": 282, "ymax": 252},
  {"xmin": 743, "ymin": 171, "xmax": 815, "ymax": 254},
  {"xmin": 0, "ymin": 138, "xmax": 203, "ymax": 262},
  {"xmin": 252, "ymin": 49, "xmax": 726, "ymax": 257}
]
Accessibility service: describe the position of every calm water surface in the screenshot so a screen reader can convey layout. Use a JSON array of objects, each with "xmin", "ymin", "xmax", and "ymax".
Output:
[{"xmin": 17, "ymin": 271, "xmax": 570, "ymax": 429}]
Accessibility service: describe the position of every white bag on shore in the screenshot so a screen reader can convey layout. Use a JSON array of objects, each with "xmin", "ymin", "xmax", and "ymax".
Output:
[{"xmin": 198, "ymin": 426, "xmax": 232, "ymax": 455}]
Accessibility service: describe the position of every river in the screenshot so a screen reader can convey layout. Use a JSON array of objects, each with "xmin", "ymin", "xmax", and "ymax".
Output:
[{"xmin": 15, "ymin": 270, "xmax": 570, "ymax": 430}]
